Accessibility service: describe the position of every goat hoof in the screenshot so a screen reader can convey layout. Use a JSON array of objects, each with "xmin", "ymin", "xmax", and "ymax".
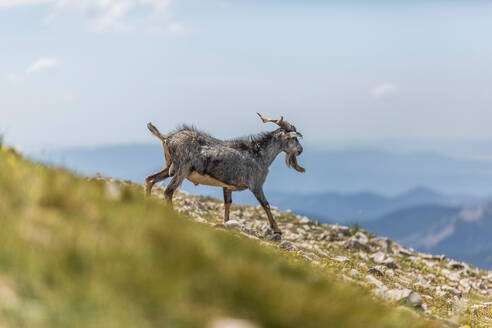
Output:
[{"xmin": 267, "ymin": 232, "xmax": 282, "ymax": 242}]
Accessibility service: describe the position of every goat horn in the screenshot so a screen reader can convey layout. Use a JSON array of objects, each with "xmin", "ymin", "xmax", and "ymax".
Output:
[
  {"xmin": 256, "ymin": 113, "xmax": 294, "ymax": 131},
  {"xmin": 257, "ymin": 112, "xmax": 276, "ymax": 124}
]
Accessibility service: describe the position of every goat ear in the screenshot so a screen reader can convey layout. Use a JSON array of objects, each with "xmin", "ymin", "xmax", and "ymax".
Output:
[{"xmin": 280, "ymin": 131, "xmax": 290, "ymax": 140}]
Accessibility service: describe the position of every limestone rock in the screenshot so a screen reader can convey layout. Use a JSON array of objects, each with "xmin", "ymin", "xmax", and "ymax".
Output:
[
  {"xmin": 441, "ymin": 269, "xmax": 460, "ymax": 282},
  {"xmin": 278, "ymin": 240, "xmax": 295, "ymax": 251},
  {"xmin": 368, "ymin": 267, "xmax": 384, "ymax": 278},
  {"xmin": 370, "ymin": 251, "xmax": 398, "ymax": 269},
  {"xmin": 208, "ymin": 318, "xmax": 260, "ymax": 328},
  {"xmin": 224, "ymin": 220, "xmax": 246, "ymax": 231},
  {"xmin": 266, "ymin": 233, "xmax": 282, "ymax": 242},
  {"xmin": 440, "ymin": 286, "xmax": 462, "ymax": 298},
  {"xmin": 422, "ymin": 253, "xmax": 446, "ymax": 261},
  {"xmin": 332, "ymin": 256, "xmax": 350, "ymax": 263},
  {"xmin": 459, "ymin": 279, "xmax": 472, "ymax": 293},
  {"xmin": 318, "ymin": 232, "xmax": 335, "ymax": 241},
  {"xmin": 344, "ymin": 232, "xmax": 370, "ymax": 252},
  {"xmin": 384, "ymin": 288, "xmax": 423, "ymax": 308},
  {"xmin": 299, "ymin": 216, "xmax": 310, "ymax": 224},
  {"xmin": 366, "ymin": 275, "xmax": 386, "ymax": 290},
  {"xmin": 397, "ymin": 248, "xmax": 414, "ymax": 257},
  {"xmin": 449, "ymin": 260, "xmax": 465, "ymax": 270},
  {"xmin": 333, "ymin": 225, "xmax": 351, "ymax": 236},
  {"xmin": 371, "ymin": 237, "xmax": 393, "ymax": 253}
]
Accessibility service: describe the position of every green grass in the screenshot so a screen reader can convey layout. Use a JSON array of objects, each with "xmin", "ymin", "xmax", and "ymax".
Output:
[{"xmin": 0, "ymin": 147, "xmax": 444, "ymax": 328}]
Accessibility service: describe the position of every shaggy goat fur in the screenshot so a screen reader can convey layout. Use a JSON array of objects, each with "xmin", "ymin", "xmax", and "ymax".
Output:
[{"xmin": 145, "ymin": 115, "xmax": 305, "ymax": 237}]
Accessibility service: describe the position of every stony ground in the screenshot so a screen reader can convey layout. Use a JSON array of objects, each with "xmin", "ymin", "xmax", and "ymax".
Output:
[{"xmin": 138, "ymin": 182, "xmax": 492, "ymax": 328}]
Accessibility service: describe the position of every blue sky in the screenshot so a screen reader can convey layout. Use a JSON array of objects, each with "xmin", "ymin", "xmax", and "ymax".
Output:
[{"xmin": 1, "ymin": 0, "xmax": 492, "ymax": 155}]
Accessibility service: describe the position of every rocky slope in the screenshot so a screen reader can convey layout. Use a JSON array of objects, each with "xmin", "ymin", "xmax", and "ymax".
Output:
[{"xmin": 141, "ymin": 183, "xmax": 492, "ymax": 328}]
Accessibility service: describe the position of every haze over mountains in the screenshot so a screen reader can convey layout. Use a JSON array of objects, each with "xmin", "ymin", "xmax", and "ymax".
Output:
[
  {"xmin": 366, "ymin": 203, "xmax": 492, "ymax": 270},
  {"xmin": 31, "ymin": 144, "xmax": 492, "ymax": 269},
  {"xmin": 265, "ymin": 187, "xmax": 481, "ymax": 223}
]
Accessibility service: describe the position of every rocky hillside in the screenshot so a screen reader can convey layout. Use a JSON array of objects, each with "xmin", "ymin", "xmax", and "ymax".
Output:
[
  {"xmin": 148, "ymin": 187, "xmax": 492, "ymax": 328},
  {"xmin": 1, "ymin": 144, "xmax": 491, "ymax": 328}
]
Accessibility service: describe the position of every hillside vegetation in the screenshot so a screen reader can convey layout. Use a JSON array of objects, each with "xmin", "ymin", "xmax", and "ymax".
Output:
[{"xmin": 0, "ymin": 145, "xmax": 489, "ymax": 327}]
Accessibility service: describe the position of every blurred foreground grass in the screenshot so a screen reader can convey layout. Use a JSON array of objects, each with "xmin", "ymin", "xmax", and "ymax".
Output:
[{"xmin": 0, "ymin": 147, "xmax": 443, "ymax": 328}]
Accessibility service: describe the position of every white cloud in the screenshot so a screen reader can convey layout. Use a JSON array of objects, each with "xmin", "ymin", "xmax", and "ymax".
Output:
[
  {"xmin": 0, "ymin": 0, "xmax": 173, "ymax": 31},
  {"xmin": 26, "ymin": 57, "xmax": 57, "ymax": 75},
  {"xmin": 371, "ymin": 83, "xmax": 397, "ymax": 98},
  {"xmin": 8, "ymin": 57, "xmax": 57, "ymax": 83},
  {"xmin": 0, "ymin": 0, "xmax": 51, "ymax": 7}
]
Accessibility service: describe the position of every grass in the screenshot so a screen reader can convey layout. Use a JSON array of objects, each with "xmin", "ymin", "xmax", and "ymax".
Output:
[
  {"xmin": 350, "ymin": 221, "xmax": 363, "ymax": 235},
  {"xmin": 0, "ymin": 147, "xmax": 445, "ymax": 328}
]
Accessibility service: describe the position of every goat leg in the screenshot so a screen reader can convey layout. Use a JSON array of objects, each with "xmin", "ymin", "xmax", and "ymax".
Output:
[
  {"xmin": 252, "ymin": 188, "xmax": 281, "ymax": 236},
  {"xmin": 164, "ymin": 169, "xmax": 187, "ymax": 208},
  {"xmin": 223, "ymin": 187, "xmax": 232, "ymax": 222},
  {"xmin": 145, "ymin": 167, "xmax": 170, "ymax": 196}
]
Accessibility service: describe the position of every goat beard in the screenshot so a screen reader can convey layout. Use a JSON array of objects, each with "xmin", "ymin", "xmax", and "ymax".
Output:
[{"xmin": 285, "ymin": 152, "xmax": 306, "ymax": 173}]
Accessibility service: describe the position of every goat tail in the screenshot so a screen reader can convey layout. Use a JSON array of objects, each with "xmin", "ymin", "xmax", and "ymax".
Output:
[{"xmin": 147, "ymin": 122, "xmax": 167, "ymax": 141}]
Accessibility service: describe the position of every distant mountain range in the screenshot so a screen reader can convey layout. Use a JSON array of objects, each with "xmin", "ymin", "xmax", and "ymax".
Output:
[
  {"xmin": 365, "ymin": 203, "xmax": 492, "ymax": 270},
  {"xmin": 262, "ymin": 187, "xmax": 481, "ymax": 223}
]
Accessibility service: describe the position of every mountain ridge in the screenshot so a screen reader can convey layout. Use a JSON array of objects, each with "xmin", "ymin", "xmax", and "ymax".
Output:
[{"xmin": 366, "ymin": 202, "xmax": 492, "ymax": 270}]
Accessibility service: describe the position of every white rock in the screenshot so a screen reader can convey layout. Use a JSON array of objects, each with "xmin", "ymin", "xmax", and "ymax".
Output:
[
  {"xmin": 397, "ymin": 248, "xmax": 414, "ymax": 257},
  {"xmin": 448, "ymin": 260, "xmax": 465, "ymax": 270},
  {"xmin": 370, "ymin": 252, "xmax": 398, "ymax": 269},
  {"xmin": 332, "ymin": 256, "xmax": 350, "ymax": 263},
  {"xmin": 279, "ymin": 240, "xmax": 296, "ymax": 251},
  {"xmin": 384, "ymin": 288, "xmax": 423, "ymax": 308},
  {"xmin": 299, "ymin": 216, "xmax": 310, "ymax": 224},
  {"xmin": 459, "ymin": 279, "xmax": 471, "ymax": 293},
  {"xmin": 333, "ymin": 225, "xmax": 351, "ymax": 236},
  {"xmin": 414, "ymin": 282, "xmax": 434, "ymax": 291},
  {"xmin": 371, "ymin": 237, "xmax": 393, "ymax": 253},
  {"xmin": 105, "ymin": 181, "xmax": 122, "ymax": 200},
  {"xmin": 194, "ymin": 217, "xmax": 208, "ymax": 223},
  {"xmin": 208, "ymin": 318, "xmax": 261, "ymax": 328},
  {"xmin": 440, "ymin": 286, "xmax": 462, "ymax": 298},
  {"xmin": 366, "ymin": 275, "xmax": 386, "ymax": 290},
  {"xmin": 358, "ymin": 262, "xmax": 367, "ymax": 269},
  {"xmin": 442, "ymin": 269, "xmax": 460, "ymax": 282},
  {"xmin": 224, "ymin": 220, "xmax": 244, "ymax": 229},
  {"xmin": 421, "ymin": 253, "xmax": 446, "ymax": 261},
  {"xmin": 342, "ymin": 274, "xmax": 355, "ymax": 283},
  {"xmin": 353, "ymin": 232, "xmax": 369, "ymax": 244},
  {"xmin": 472, "ymin": 280, "xmax": 487, "ymax": 290},
  {"xmin": 344, "ymin": 232, "xmax": 370, "ymax": 252},
  {"xmin": 368, "ymin": 267, "xmax": 385, "ymax": 277}
]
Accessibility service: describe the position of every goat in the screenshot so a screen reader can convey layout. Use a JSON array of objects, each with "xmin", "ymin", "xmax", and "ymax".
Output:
[{"xmin": 145, "ymin": 113, "xmax": 305, "ymax": 239}]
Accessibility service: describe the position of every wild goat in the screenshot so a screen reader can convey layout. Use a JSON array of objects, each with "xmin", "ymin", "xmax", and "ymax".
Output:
[{"xmin": 145, "ymin": 113, "xmax": 305, "ymax": 239}]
